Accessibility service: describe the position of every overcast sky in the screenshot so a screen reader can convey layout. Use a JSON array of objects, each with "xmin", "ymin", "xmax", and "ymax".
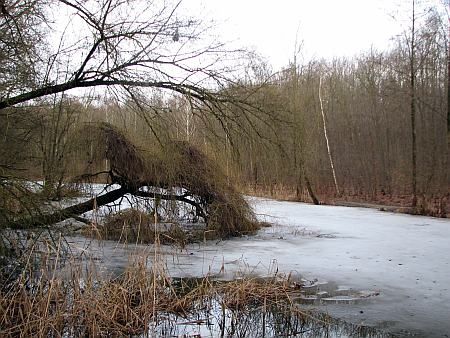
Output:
[{"xmin": 189, "ymin": 0, "xmax": 445, "ymax": 70}]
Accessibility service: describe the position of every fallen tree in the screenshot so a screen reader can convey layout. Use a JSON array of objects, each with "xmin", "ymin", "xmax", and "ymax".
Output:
[{"xmin": 6, "ymin": 123, "xmax": 259, "ymax": 239}]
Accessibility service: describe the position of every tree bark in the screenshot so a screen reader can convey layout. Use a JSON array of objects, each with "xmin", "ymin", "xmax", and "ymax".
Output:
[
  {"xmin": 447, "ymin": 0, "xmax": 450, "ymax": 191},
  {"xmin": 318, "ymin": 77, "xmax": 340, "ymax": 196},
  {"xmin": 6, "ymin": 184, "xmax": 212, "ymax": 230},
  {"xmin": 304, "ymin": 175, "xmax": 320, "ymax": 205},
  {"xmin": 0, "ymin": 80, "xmax": 215, "ymax": 111},
  {"xmin": 7, "ymin": 186, "xmax": 129, "ymax": 230},
  {"xmin": 410, "ymin": 0, "xmax": 418, "ymax": 208}
]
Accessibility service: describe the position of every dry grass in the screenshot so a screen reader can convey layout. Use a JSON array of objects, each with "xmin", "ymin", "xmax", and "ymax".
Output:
[
  {"xmin": 1, "ymin": 260, "xmax": 162, "ymax": 336},
  {"xmin": 0, "ymin": 237, "xmax": 391, "ymax": 338},
  {"xmin": 83, "ymin": 209, "xmax": 188, "ymax": 246},
  {"xmin": 0, "ymin": 257, "xmax": 298, "ymax": 337}
]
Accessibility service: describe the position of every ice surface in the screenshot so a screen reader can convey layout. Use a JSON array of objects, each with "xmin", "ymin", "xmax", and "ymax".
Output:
[
  {"xmin": 248, "ymin": 197, "xmax": 450, "ymax": 336},
  {"xmin": 66, "ymin": 195, "xmax": 450, "ymax": 336}
]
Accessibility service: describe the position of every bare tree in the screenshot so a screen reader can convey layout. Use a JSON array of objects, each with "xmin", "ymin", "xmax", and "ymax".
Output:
[
  {"xmin": 0, "ymin": 0, "xmax": 248, "ymax": 113},
  {"xmin": 37, "ymin": 95, "xmax": 82, "ymax": 199},
  {"xmin": 318, "ymin": 76, "xmax": 340, "ymax": 196},
  {"xmin": 0, "ymin": 0, "xmax": 266, "ymax": 232},
  {"xmin": 408, "ymin": 0, "xmax": 419, "ymax": 208},
  {"xmin": 0, "ymin": 0, "xmax": 45, "ymax": 96}
]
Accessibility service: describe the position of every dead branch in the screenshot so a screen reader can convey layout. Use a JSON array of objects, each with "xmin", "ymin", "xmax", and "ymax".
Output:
[{"xmin": 7, "ymin": 185, "xmax": 129, "ymax": 229}]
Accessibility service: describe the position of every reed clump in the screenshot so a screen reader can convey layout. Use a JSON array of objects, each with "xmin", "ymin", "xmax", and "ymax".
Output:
[
  {"xmin": 0, "ymin": 257, "xmax": 188, "ymax": 337},
  {"xmin": 0, "ymin": 252, "xmax": 391, "ymax": 338},
  {"xmin": 84, "ymin": 208, "xmax": 187, "ymax": 246},
  {"xmin": 0, "ymin": 256, "xmax": 304, "ymax": 337}
]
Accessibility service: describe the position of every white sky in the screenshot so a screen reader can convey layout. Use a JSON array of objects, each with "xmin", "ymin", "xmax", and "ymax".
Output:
[{"xmin": 189, "ymin": 0, "xmax": 445, "ymax": 70}]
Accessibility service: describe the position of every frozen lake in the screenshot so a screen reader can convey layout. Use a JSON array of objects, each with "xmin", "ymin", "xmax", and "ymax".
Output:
[
  {"xmin": 249, "ymin": 198, "xmax": 450, "ymax": 337},
  {"xmin": 67, "ymin": 197, "xmax": 450, "ymax": 337}
]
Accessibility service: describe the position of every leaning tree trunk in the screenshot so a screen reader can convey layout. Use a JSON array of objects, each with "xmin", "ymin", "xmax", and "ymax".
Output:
[
  {"xmin": 7, "ymin": 186, "xmax": 129, "ymax": 230},
  {"xmin": 304, "ymin": 174, "xmax": 319, "ymax": 205},
  {"xmin": 6, "ymin": 124, "xmax": 257, "ymax": 238},
  {"xmin": 318, "ymin": 77, "xmax": 340, "ymax": 196}
]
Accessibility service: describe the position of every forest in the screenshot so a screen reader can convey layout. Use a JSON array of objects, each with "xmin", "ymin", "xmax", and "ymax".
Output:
[
  {"xmin": 0, "ymin": 0, "xmax": 449, "ymax": 336},
  {"xmin": 2, "ymin": 0, "xmax": 448, "ymax": 218}
]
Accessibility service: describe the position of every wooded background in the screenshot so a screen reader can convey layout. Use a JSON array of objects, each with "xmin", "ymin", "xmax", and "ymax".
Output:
[{"xmin": 1, "ymin": 0, "xmax": 448, "ymax": 216}]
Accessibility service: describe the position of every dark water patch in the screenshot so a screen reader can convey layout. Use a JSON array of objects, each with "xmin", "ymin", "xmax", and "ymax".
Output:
[
  {"xmin": 154, "ymin": 276, "xmax": 395, "ymax": 338},
  {"xmin": 151, "ymin": 296, "xmax": 394, "ymax": 338},
  {"xmin": 293, "ymin": 278, "xmax": 381, "ymax": 306}
]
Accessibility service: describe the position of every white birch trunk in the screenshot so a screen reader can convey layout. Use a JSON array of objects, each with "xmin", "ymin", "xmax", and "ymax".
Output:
[{"xmin": 319, "ymin": 77, "xmax": 340, "ymax": 196}]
